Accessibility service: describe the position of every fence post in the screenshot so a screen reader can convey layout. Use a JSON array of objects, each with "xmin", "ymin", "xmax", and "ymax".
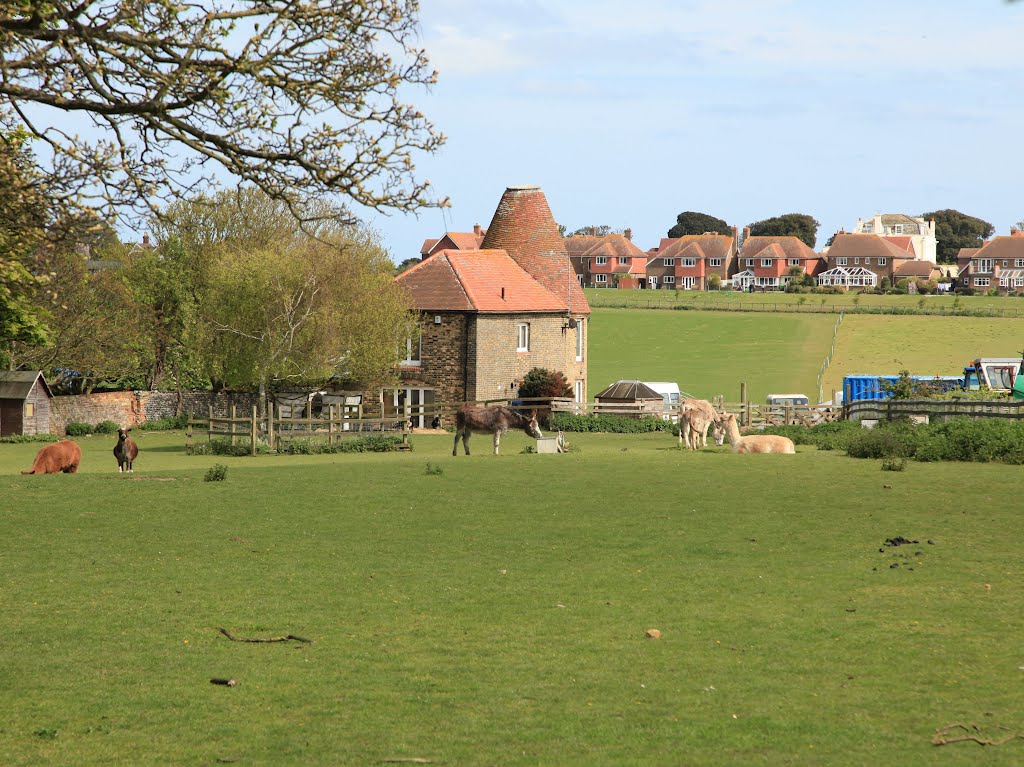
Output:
[
  {"xmin": 208, "ymin": 404, "xmax": 214, "ymax": 441},
  {"xmin": 186, "ymin": 411, "xmax": 193, "ymax": 452},
  {"xmin": 251, "ymin": 405, "xmax": 258, "ymax": 456},
  {"xmin": 267, "ymin": 400, "xmax": 274, "ymax": 451},
  {"xmin": 230, "ymin": 404, "xmax": 237, "ymax": 446},
  {"xmin": 329, "ymin": 404, "xmax": 336, "ymax": 446}
]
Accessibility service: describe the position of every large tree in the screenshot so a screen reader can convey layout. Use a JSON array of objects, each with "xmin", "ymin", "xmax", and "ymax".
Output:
[
  {"xmin": 921, "ymin": 209, "xmax": 994, "ymax": 263},
  {"xmin": 747, "ymin": 213, "xmax": 820, "ymax": 249},
  {"xmin": 0, "ymin": 1, "xmax": 444, "ymax": 225},
  {"xmin": 667, "ymin": 211, "xmax": 730, "ymax": 238}
]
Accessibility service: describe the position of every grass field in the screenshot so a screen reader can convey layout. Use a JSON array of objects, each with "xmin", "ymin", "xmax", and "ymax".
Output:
[
  {"xmin": 588, "ymin": 307, "xmax": 1024, "ymax": 404},
  {"xmin": 3, "ymin": 431, "xmax": 1024, "ymax": 766}
]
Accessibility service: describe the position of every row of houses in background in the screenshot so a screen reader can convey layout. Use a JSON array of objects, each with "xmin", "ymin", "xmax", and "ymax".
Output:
[{"xmin": 419, "ymin": 212, "xmax": 1024, "ymax": 295}]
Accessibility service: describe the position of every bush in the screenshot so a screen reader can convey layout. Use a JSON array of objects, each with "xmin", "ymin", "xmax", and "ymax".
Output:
[
  {"xmin": 137, "ymin": 415, "xmax": 188, "ymax": 431},
  {"xmin": 551, "ymin": 412, "xmax": 672, "ymax": 433},
  {"xmin": 881, "ymin": 456, "xmax": 907, "ymax": 472},
  {"xmin": 189, "ymin": 438, "xmax": 271, "ymax": 456},
  {"xmin": 0, "ymin": 433, "xmax": 60, "ymax": 444},
  {"xmin": 277, "ymin": 435, "xmax": 405, "ymax": 454},
  {"xmin": 94, "ymin": 420, "xmax": 120, "ymax": 435},
  {"xmin": 65, "ymin": 422, "xmax": 93, "ymax": 436},
  {"xmin": 844, "ymin": 418, "xmax": 1024, "ymax": 464},
  {"xmin": 760, "ymin": 419, "xmax": 860, "ymax": 450},
  {"xmin": 204, "ymin": 464, "xmax": 228, "ymax": 482}
]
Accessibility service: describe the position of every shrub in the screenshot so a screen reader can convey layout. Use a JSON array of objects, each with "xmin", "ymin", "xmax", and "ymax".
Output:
[
  {"xmin": 759, "ymin": 419, "xmax": 859, "ymax": 450},
  {"xmin": 277, "ymin": 435, "xmax": 405, "ymax": 454},
  {"xmin": 190, "ymin": 438, "xmax": 270, "ymax": 456},
  {"xmin": 65, "ymin": 422, "xmax": 93, "ymax": 436},
  {"xmin": 880, "ymin": 456, "xmax": 907, "ymax": 472},
  {"xmin": 94, "ymin": 420, "xmax": 120, "ymax": 435},
  {"xmin": 424, "ymin": 462, "xmax": 444, "ymax": 475},
  {"xmin": 551, "ymin": 412, "xmax": 672, "ymax": 433},
  {"xmin": 843, "ymin": 418, "xmax": 1024, "ymax": 465},
  {"xmin": 0, "ymin": 433, "xmax": 60, "ymax": 444},
  {"xmin": 204, "ymin": 464, "xmax": 228, "ymax": 482},
  {"xmin": 137, "ymin": 415, "xmax": 188, "ymax": 431}
]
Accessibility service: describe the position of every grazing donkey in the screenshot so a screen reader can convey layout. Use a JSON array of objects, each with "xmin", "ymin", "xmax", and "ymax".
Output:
[
  {"xmin": 22, "ymin": 440, "xmax": 82, "ymax": 474},
  {"xmin": 113, "ymin": 428, "xmax": 139, "ymax": 472},
  {"xmin": 453, "ymin": 404, "xmax": 543, "ymax": 456}
]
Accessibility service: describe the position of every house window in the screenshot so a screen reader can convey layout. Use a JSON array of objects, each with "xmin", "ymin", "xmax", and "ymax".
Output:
[
  {"xmin": 1016, "ymin": 278, "xmax": 1024, "ymax": 288},
  {"xmin": 709, "ymin": 258, "xmax": 722, "ymax": 267},
  {"xmin": 878, "ymin": 257, "xmax": 886, "ymax": 265},
  {"xmin": 864, "ymin": 258, "xmax": 871, "ymax": 264},
  {"xmin": 595, "ymin": 274, "xmax": 607, "ymax": 284},
  {"xmin": 517, "ymin": 323, "xmax": 530, "ymax": 352},
  {"xmin": 1015, "ymin": 259, "xmax": 1024, "ymax": 268},
  {"xmin": 648, "ymin": 276, "xmax": 659, "ymax": 287},
  {"xmin": 680, "ymin": 276, "xmax": 696, "ymax": 289},
  {"xmin": 24, "ymin": 401, "xmax": 35, "ymax": 418},
  {"xmin": 1002, "ymin": 260, "xmax": 1009, "ymax": 267},
  {"xmin": 663, "ymin": 258, "xmax": 675, "ymax": 266},
  {"xmin": 618, "ymin": 257, "xmax": 628, "ymax": 265},
  {"xmin": 576, "ymin": 319, "xmax": 584, "ymax": 362},
  {"xmin": 761, "ymin": 259, "xmax": 772, "ymax": 267},
  {"xmin": 854, "ymin": 258, "xmax": 860, "ymax": 264},
  {"xmin": 574, "ymin": 379, "xmax": 584, "ymax": 404},
  {"xmin": 401, "ymin": 327, "xmax": 421, "ymax": 365},
  {"xmin": 975, "ymin": 277, "xmax": 990, "ymax": 287},
  {"xmin": 837, "ymin": 257, "xmax": 847, "ymax": 266},
  {"xmin": 892, "ymin": 224, "xmax": 903, "ymax": 234},
  {"xmin": 977, "ymin": 259, "xmax": 994, "ymax": 272},
  {"xmin": 788, "ymin": 259, "xmax": 800, "ymax": 266},
  {"xmin": 681, "ymin": 258, "xmax": 696, "ymax": 267},
  {"xmin": 663, "ymin": 275, "xmax": 676, "ymax": 284},
  {"xmin": 746, "ymin": 259, "xmax": 754, "ymax": 267},
  {"xmin": 595, "ymin": 256, "xmax": 607, "ymax": 266}
]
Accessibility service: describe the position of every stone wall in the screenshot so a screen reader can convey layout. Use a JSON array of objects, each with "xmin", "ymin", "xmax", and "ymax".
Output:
[{"xmin": 49, "ymin": 390, "xmax": 259, "ymax": 435}]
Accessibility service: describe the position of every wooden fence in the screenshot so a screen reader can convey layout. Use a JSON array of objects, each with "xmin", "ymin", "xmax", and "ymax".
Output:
[{"xmin": 846, "ymin": 398, "xmax": 1024, "ymax": 423}]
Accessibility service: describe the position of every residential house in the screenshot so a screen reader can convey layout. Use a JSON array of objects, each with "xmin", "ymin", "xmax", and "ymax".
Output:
[
  {"xmin": 567, "ymin": 230, "xmax": 647, "ymax": 288},
  {"xmin": 854, "ymin": 213, "xmax": 937, "ymax": 262},
  {"xmin": 732, "ymin": 232, "xmax": 824, "ymax": 291},
  {"xmin": 645, "ymin": 230, "xmax": 738, "ymax": 290},
  {"xmin": 817, "ymin": 233, "xmax": 926, "ymax": 289},
  {"xmin": 418, "ymin": 224, "xmax": 486, "ymax": 260},
  {"xmin": 394, "ymin": 185, "xmax": 590, "ymax": 423},
  {"xmin": 957, "ymin": 229, "xmax": 1024, "ymax": 293}
]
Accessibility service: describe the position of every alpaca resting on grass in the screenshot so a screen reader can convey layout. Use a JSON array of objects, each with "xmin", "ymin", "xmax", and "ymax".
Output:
[{"xmin": 718, "ymin": 413, "xmax": 795, "ymax": 454}]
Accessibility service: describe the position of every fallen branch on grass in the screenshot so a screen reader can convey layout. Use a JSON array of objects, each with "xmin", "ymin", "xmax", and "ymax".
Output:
[
  {"xmin": 217, "ymin": 627, "xmax": 311, "ymax": 643},
  {"xmin": 381, "ymin": 760, "xmax": 433, "ymax": 764},
  {"xmin": 933, "ymin": 723, "xmax": 1024, "ymax": 746}
]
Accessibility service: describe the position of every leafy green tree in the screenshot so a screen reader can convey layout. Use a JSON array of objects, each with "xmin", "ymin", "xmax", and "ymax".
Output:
[
  {"xmin": 667, "ymin": 211, "xmax": 730, "ymax": 238},
  {"xmin": 569, "ymin": 225, "xmax": 614, "ymax": 237},
  {"xmin": 921, "ymin": 209, "xmax": 995, "ymax": 263},
  {"xmin": 395, "ymin": 257, "xmax": 422, "ymax": 275},
  {"xmin": 0, "ymin": 1, "xmax": 443, "ymax": 226},
  {"xmin": 747, "ymin": 213, "xmax": 820, "ymax": 249}
]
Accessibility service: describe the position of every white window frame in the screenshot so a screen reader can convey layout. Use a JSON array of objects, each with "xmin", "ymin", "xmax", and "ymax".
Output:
[
  {"xmin": 836, "ymin": 257, "xmax": 847, "ymax": 266},
  {"xmin": 401, "ymin": 328, "xmax": 421, "ymax": 365},
  {"xmin": 892, "ymin": 224, "xmax": 903, "ymax": 234},
  {"xmin": 1016, "ymin": 278, "xmax": 1024, "ymax": 288},
  {"xmin": 595, "ymin": 256, "xmax": 608, "ymax": 266},
  {"xmin": 975, "ymin": 277, "xmax": 990, "ymax": 287},
  {"xmin": 648, "ymin": 276, "xmax": 659, "ymax": 288},
  {"xmin": 1015, "ymin": 259, "xmax": 1024, "ymax": 268},
  {"xmin": 977, "ymin": 259, "xmax": 994, "ymax": 272},
  {"xmin": 761, "ymin": 258, "xmax": 773, "ymax": 267},
  {"xmin": 662, "ymin": 275, "xmax": 676, "ymax": 284},
  {"xmin": 878, "ymin": 257, "xmax": 887, "ymax": 266},
  {"xmin": 680, "ymin": 276, "xmax": 696, "ymax": 289},
  {"xmin": 746, "ymin": 259, "xmax": 754, "ymax": 267},
  {"xmin": 595, "ymin": 274, "xmax": 607, "ymax": 284},
  {"xmin": 575, "ymin": 320, "xmax": 584, "ymax": 362},
  {"xmin": 618, "ymin": 256, "xmax": 628, "ymax": 265},
  {"xmin": 574, "ymin": 379, "xmax": 584, "ymax": 404},
  {"xmin": 663, "ymin": 258, "xmax": 675, "ymax": 266},
  {"xmin": 788, "ymin": 258, "xmax": 800, "ymax": 266},
  {"xmin": 709, "ymin": 258, "xmax": 722, "ymax": 267},
  {"xmin": 681, "ymin": 258, "xmax": 696, "ymax": 267},
  {"xmin": 1002, "ymin": 260, "xmax": 1009, "ymax": 267},
  {"xmin": 517, "ymin": 323, "xmax": 530, "ymax": 352}
]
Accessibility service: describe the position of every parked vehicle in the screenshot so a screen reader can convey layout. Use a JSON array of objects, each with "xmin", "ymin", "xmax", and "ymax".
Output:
[
  {"xmin": 646, "ymin": 381, "xmax": 681, "ymax": 421},
  {"xmin": 962, "ymin": 358, "xmax": 1023, "ymax": 394},
  {"xmin": 765, "ymin": 393, "xmax": 809, "ymax": 408}
]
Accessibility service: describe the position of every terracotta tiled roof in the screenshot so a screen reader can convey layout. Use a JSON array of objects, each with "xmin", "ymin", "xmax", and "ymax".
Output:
[
  {"xmin": 739, "ymin": 235, "xmax": 817, "ymax": 262},
  {"xmin": 884, "ymin": 236, "xmax": 915, "ymax": 252},
  {"xmin": 564, "ymin": 235, "xmax": 604, "ymax": 257},
  {"xmin": 653, "ymin": 234, "xmax": 734, "ymax": 264},
  {"xmin": 481, "ymin": 186, "xmax": 590, "ymax": 315},
  {"xmin": 419, "ymin": 238, "xmax": 439, "ymax": 256},
  {"xmin": 826, "ymin": 233, "xmax": 915, "ymax": 261},
  {"xmin": 395, "ymin": 249, "xmax": 565, "ymax": 313},
  {"xmin": 749, "ymin": 242, "xmax": 788, "ymax": 261},
  {"xmin": 420, "ymin": 231, "xmax": 485, "ymax": 257},
  {"xmin": 969, "ymin": 236, "xmax": 1024, "ymax": 260},
  {"xmin": 579, "ymin": 234, "xmax": 648, "ymax": 259},
  {"xmin": 894, "ymin": 260, "xmax": 940, "ymax": 278}
]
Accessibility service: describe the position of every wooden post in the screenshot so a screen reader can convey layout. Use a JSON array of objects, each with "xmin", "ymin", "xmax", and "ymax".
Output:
[
  {"xmin": 186, "ymin": 411, "xmax": 193, "ymax": 452},
  {"xmin": 251, "ymin": 404, "xmax": 258, "ymax": 456},
  {"xmin": 230, "ymin": 404, "xmax": 237, "ymax": 446},
  {"xmin": 267, "ymin": 400, "xmax": 275, "ymax": 452},
  {"xmin": 208, "ymin": 404, "xmax": 214, "ymax": 442},
  {"xmin": 329, "ymin": 404, "xmax": 336, "ymax": 446},
  {"xmin": 739, "ymin": 382, "xmax": 748, "ymax": 427},
  {"xmin": 785, "ymin": 404, "xmax": 792, "ymax": 425}
]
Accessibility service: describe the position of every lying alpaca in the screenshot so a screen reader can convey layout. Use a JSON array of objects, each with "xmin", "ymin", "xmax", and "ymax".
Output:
[
  {"xmin": 719, "ymin": 413, "xmax": 795, "ymax": 454},
  {"xmin": 679, "ymin": 399, "xmax": 721, "ymax": 449}
]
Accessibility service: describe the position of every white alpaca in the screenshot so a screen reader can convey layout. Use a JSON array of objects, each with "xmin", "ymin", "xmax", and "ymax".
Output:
[
  {"xmin": 679, "ymin": 399, "xmax": 721, "ymax": 449},
  {"xmin": 718, "ymin": 413, "xmax": 796, "ymax": 454}
]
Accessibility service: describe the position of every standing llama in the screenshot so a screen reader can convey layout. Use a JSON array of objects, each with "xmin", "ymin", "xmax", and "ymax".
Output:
[
  {"xmin": 718, "ymin": 413, "xmax": 796, "ymax": 454},
  {"xmin": 113, "ymin": 428, "xmax": 139, "ymax": 472},
  {"xmin": 679, "ymin": 399, "xmax": 722, "ymax": 449},
  {"xmin": 453, "ymin": 404, "xmax": 542, "ymax": 456}
]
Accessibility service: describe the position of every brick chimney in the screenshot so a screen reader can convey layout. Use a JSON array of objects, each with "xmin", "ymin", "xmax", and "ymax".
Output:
[
  {"xmin": 1012, "ymin": 228, "xmax": 1024, "ymax": 237},
  {"xmin": 742, "ymin": 226, "xmax": 751, "ymax": 241},
  {"xmin": 624, "ymin": 228, "xmax": 632, "ymax": 241},
  {"xmin": 142, "ymin": 233, "xmax": 150, "ymax": 246},
  {"xmin": 473, "ymin": 223, "xmax": 482, "ymax": 237}
]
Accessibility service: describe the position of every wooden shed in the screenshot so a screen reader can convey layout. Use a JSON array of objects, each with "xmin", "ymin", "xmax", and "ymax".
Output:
[
  {"xmin": 0, "ymin": 371, "xmax": 54, "ymax": 436},
  {"xmin": 593, "ymin": 380, "xmax": 667, "ymax": 418}
]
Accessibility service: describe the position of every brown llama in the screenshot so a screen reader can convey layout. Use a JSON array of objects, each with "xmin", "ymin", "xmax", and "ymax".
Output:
[
  {"xmin": 113, "ymin": 428, "xmax": 139, "ymax": 472},
  {"xmin": 21, "ymin": 440, "xmax": 82, "ymax": 474},
  {"xmin": 453, "ymin": 404, "xmax": 543, "ymax": 456},
  {"xmin": 719, "ymin": 413, "xmax": 795, "ymax": 454},
  {"xmin": 679, "ymin": 399, "xmax": 721, "ymax": 449}
]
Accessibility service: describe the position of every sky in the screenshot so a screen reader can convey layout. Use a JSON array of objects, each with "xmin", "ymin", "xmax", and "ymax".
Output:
[{"xmin": 358, "ymin": 0, "xmax": 1024, "ymax": 261}]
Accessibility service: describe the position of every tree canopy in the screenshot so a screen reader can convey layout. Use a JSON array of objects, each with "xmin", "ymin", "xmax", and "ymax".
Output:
[
  {"xmin": 667, "ymin": 211, "xmax": 731, "ymax": 238},
  {"xmin": 747, "ymin": 213, "xmax": 820, "ymax": 249},
  {"xmin": 921, "ymin": 209, "xmax": 995, "ymax": 263},
  {"xmin": 0, "ymin": 1, "xmax": 444, "ymax": 226}
]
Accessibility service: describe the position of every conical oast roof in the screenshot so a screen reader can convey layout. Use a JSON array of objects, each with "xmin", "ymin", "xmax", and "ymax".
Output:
[{"xmin": 481, "ymin": 185, "xmax": 590, "ymax": 315}]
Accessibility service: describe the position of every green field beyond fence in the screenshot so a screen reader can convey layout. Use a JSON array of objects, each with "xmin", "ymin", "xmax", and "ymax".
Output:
[{"xmin": 3, "ymin": 432, "xmax": 1024, "ymax": 766}]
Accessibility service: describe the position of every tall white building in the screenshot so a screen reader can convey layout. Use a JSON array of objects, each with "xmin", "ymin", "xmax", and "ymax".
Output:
[{"xmin": 853, "ymin": 214, "xmax": 937, "ymax": 262}]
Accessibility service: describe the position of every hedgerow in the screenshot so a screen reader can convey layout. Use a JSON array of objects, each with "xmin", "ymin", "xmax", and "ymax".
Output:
[
  {"xmin": 843, "ymin": 418, "xmax": 1024, "ymax": 464},
  {"xmin": 551, "ymin": 413, "xmax": 673, "ymax": 433}
]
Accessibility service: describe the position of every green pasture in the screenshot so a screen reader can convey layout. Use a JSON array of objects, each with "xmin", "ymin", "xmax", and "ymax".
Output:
[
  {"xmin": 2, "ymin": 431, "xmax": 1023, "ymax": 766},
  {"xmin": 588, "ymin": 308, "xmax": 1024, "ymax": 404},
  {"xmin": 584, "ymin": 287, "xmax": 1024, "ymax": 315}
]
